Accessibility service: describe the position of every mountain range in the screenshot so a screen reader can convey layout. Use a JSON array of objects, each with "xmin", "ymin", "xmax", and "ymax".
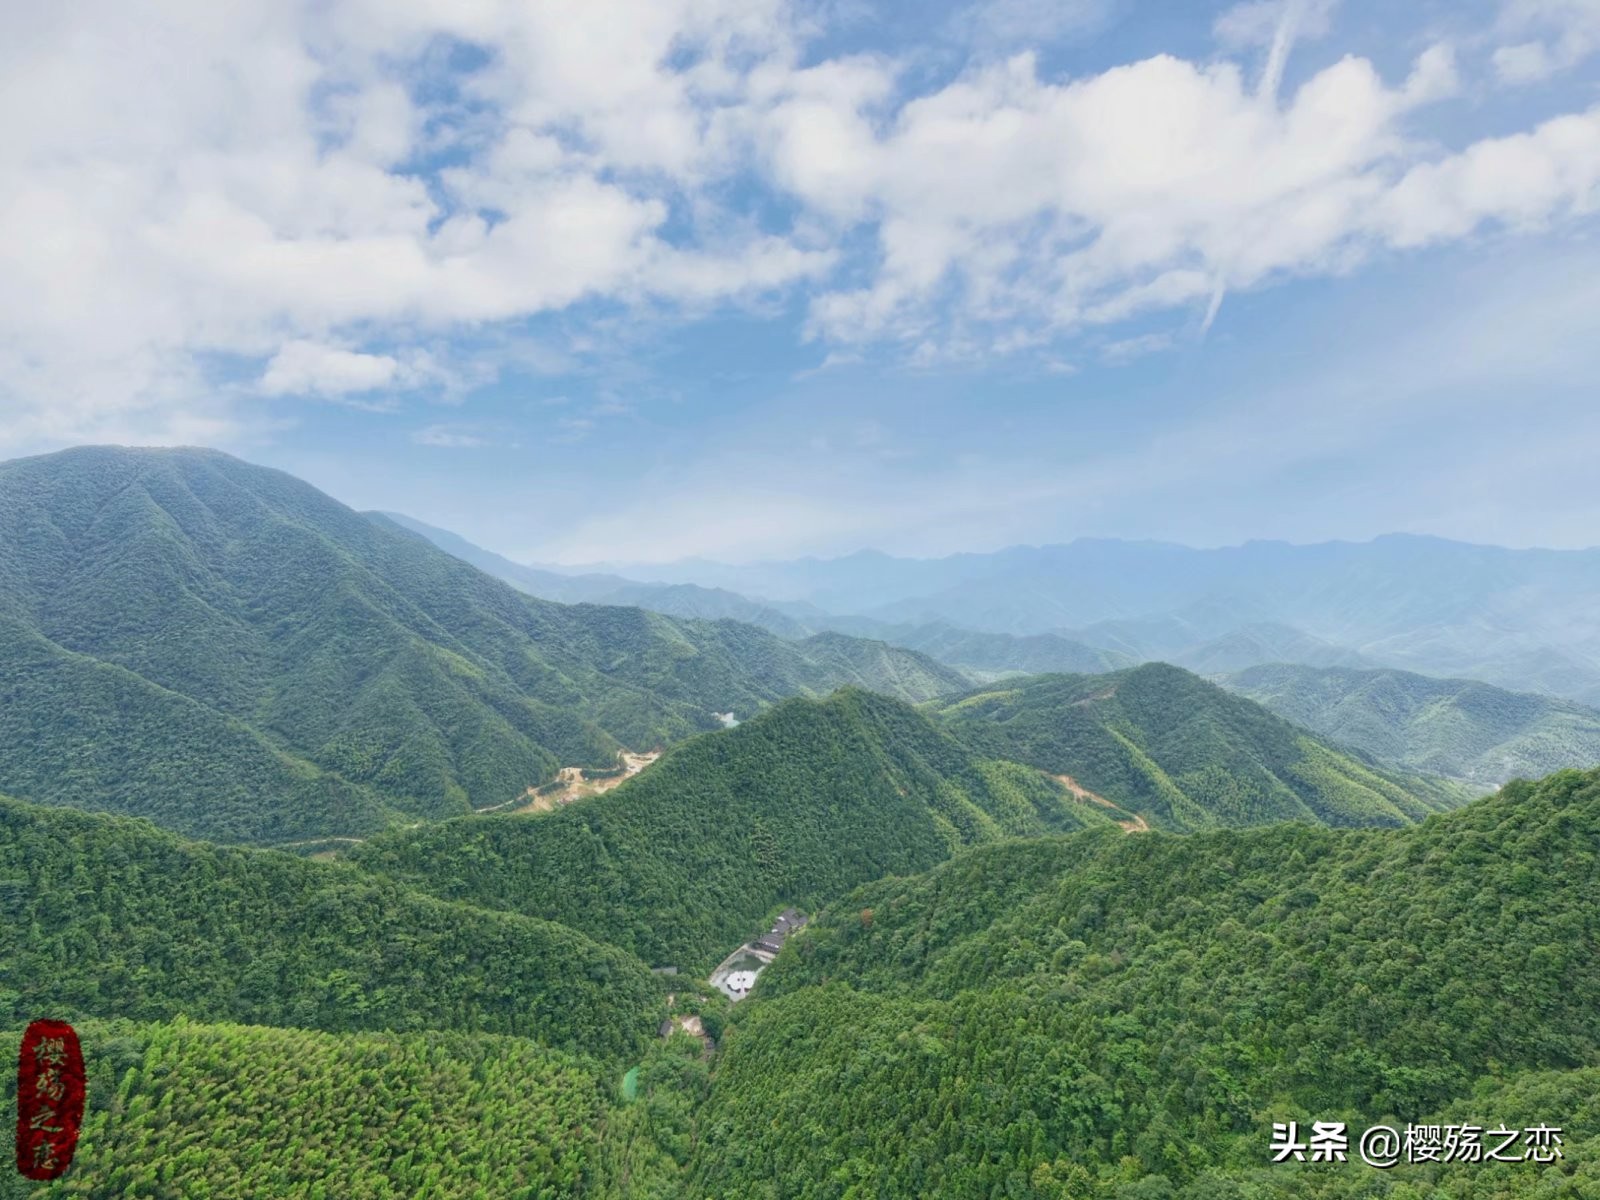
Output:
[
  {"xmin": 3, "ymin": 443, "xmax": 1599, "ymax": 1199},
  {"xmin": 389, "ymin": 512, "xmax": 1132, "ymax": 680},
  {"xmin": 0, "ymin": 447, "xmax": 963, "ymax": 845},
  {"xmin": 550, "ymin": 536, "xmax": 1600, "ymax": 705}
]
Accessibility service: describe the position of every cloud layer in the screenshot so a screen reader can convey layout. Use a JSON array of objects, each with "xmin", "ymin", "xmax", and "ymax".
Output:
[{"xmin": 2, "ymin": 0, "xmax": 1597, "ymax": 447}]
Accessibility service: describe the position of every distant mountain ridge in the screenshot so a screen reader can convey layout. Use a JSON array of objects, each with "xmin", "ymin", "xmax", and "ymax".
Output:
[
  {"xmin": 571, "ymin": 535, "xmax": 1600, "ymax": 704},
  {"xmin": 377, "ymin": 511, "xmax": 813, "ymax": 637},
  {"xmin": 1223, "ymin": 663, "xmax": 1600, "ymax": 786},
  {"xmin": 387, "ymin": 512, "xmax": 1133, "ymax": 680}
]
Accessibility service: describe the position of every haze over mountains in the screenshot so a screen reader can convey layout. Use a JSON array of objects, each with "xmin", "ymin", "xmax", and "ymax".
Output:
[{"xmin": 534, "ymin": 536, "xmax": 1600, "ymax": 706}]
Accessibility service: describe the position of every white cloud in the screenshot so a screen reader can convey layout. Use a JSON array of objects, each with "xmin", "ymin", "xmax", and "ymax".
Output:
[
  {"xmin": 946, "ymin": 0, "xmax": 1115, "ymax": 55},
  {"xmin": 790, "ymin": 45, "xmax": 1476, "ymax": 347},
  {"xmin": 413, "ymin": 423, "xmax": 492, "ymax": 448},
  {"xmin": 1214, "ymin": 0, "xmax": 1341, "ymax": 99},
  {"xmin": 2, "ymin": 0, "xmax": 1599, "ymax": 449},
  {"xmin": 1215, "ymin": 0, "xmax": 1341, "ymax": 49},
  {"xmin": 260, "ymin": 341, "xmax": 401, "ymax": 398},
  {"xmin": 0, "ymin": 0, "xmax": 820, "ymax": 446},
  {"xmin": 1494, "ymin": 0, "xmax": 1600, "ymax": 81},
  {"xmin": 1377, "ymin": 106, "xmax": 1600, "ymax": 246}
]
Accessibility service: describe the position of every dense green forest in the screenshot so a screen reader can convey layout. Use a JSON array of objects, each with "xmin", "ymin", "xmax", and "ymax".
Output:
[
  {"xmin": 349, "ymin": 669, "xmax": 1478, "ymax": 975},
  {"xmin": 0, "ymin": 1020, "xmax": 614, "ymax": 1200},
  {"xmin": 0, "ymin": 797, "xmax": 661, "ymax": 1061},
  {"xmin": 0, "ymin": 447, "xmax": 973, "ymax": 845},
  {"xmin": 349, "ymin": 689, "xmax": 1118, "ymax": 971},
  {"xmin": 933, "ymin": 664, "xmax": 1473, "ymax": 830},
  {"xmin": 0, "ymin": 1016, "xmax": 729, "ymax": 1200},
  {"xmin": 688, "ymin": 767, "xmax": 1600, "ymax": 1197},
  {"xmin": 1, "ymin": 447, "xmax": 1592, "ymax": 1199},
  {"xmin": 1224, "ymin": 663, "xmax": 1600, "ymax": 787},
  {"xmin": 787, "ymin": 631, "xmax": 972, "ymax": 701},
  {"xmin": 7, "ymin": 770, "xmax": 1594, "ymax": 1198}
]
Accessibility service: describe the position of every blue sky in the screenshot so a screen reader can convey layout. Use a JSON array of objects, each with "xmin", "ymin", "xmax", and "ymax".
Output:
[{"xmin": 2, "ymin": 0, "xmax": 1597, "ymax": 562}]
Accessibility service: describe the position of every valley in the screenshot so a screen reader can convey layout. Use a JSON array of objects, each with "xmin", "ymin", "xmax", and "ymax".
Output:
[{"xmin": 1, "ymin": 448, "xmax": 1597, "ymax": 1200}]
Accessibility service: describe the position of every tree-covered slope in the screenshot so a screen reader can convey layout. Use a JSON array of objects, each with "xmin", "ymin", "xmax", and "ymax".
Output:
[
  {"xmin": 0, "ymin": 446, "xmax": 970, "ymax": 844},
  {"xmin": 933, "ymin": 663, "xmax": 1473, "ymax": 830},
  {"xmin": 1224, "ymin": 663, "xmax": 1600, "ymax": 787},
  {"xmin": 847, "ymin": 620, "xmax": 1132, "ymax": 681},
  {"xmin": 0, "ymin": 1019, "xmax": 617, "ymax": 1200},
  {"xmin": 349, "ymin": 689, "xmax": 1117, "ymax": 972},
  {"xmin": 0, "ymin": 796, "xmax": 661, "ymax": 1061},
  {"xmin": 790, "ymin": 631, "xmax": 972, "ymax": 699},
  {"xmin": 0, "ymin": 614, "xmax": 399, "ymax": 843},
  {"xmin": 686, "ymin": 768, "xmax": 1600, "ymax": 1198}
]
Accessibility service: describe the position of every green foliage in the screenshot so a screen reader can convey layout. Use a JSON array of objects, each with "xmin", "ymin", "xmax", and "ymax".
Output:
[
  {"xmin": 688, "ymin": 768, "xmax": 1600, "ymax": 1196},
  {"xmin": 934, "ymin": 664, "xmax": 1473, "ymax": 830},
  {"xmin": 0, "ymin": 446, "xmax": 975, "ymax": 846},
  {"xmin": 0, "ymin": 614, "xmax": 401, "ymax": 844},
  {"xmin": 788, "ymin": 631, "xmax": 972, "ymax": 700},
  {"xmin": 1226, "ymin": 663, "xmax": 1600, "ymax": 788},
  {"xmin": 0, "ymin": 796, "xmax": 660, "ymax": 1061},
  {"xmin": 591, "ymin": 1037, "xmax": 716, "ymax": 1199},
  {"xmin": 0, "ymin": 1019, "xmax": 616, "ymax": 1200},
  {"xmin": 350, "ymin": 689, "xmax": 1113, "ymax": 972}
]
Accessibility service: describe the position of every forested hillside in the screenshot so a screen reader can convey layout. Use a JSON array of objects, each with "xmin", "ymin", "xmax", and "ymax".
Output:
[
  {"xmin": 1225, "ymin": 663, "xmax": 1600, "ymax": 786},
  {"xmin": 829, "ymin": 619, "xmax": 1131, "ymax": 681},
  {"xmin": 6, "ymin": 759, "xmax": 1595, "ymax": 1197},
  {"xmin": 0, "ymin": 797, "xmax": 661, "ymax": 1061},
  {"xmin": 0, "ymin": 1020, "xmax": 615, "ymax": 1200},
  {"xmin": 0, "ymin": 448, "xmax": 1585, "ymax": 1200},
  {"xmin": 349, "ymin": 689, "xmax": 1118, "ymax": 971},
  {"xmin": 934, "ymin": 663, "xmax": 1472, "ymax": 830},
  {"xmin": 0, "ymin": 447, "xmax": 970, "ymax": 845},
  {"xmin": 690, "ymin": 768, "xmax": 1600, "ymax": 1197},
  {"xmin": 789, "ymin": 631, "xmax": 971, "ymax": 698}
]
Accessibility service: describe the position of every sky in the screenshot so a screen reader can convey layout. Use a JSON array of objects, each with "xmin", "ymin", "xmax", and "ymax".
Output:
[{"xmin": 2, "ymin": 0, "xmax": 1598, "ymax": 563}]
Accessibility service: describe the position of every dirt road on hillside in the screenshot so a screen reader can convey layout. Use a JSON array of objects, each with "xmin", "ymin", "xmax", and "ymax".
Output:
[
  {"xmin": 487, "ymin": 749, "xmax": 661, "ymax": 816},
  {"xmin": 1052, "ymin": 773, "xmax": 1150, "ymax": 833}
]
